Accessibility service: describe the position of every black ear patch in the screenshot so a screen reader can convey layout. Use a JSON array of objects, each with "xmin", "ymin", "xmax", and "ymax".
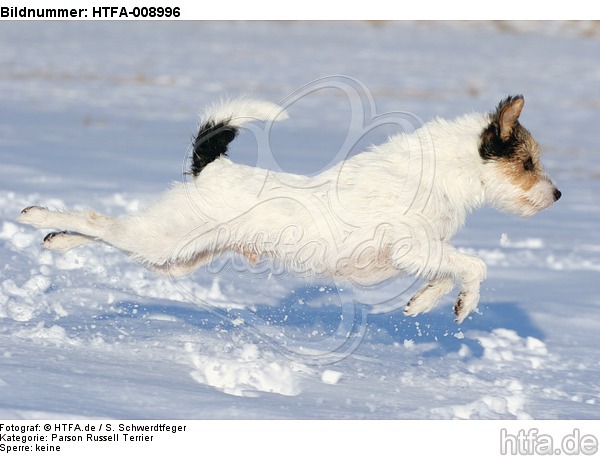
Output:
[{"xmin": 479, "ymin": 95, "xmax": 528, "ymax": 161}]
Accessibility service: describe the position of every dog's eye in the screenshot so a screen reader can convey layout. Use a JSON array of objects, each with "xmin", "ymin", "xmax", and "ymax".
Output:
[{"xmin": 523, "ymin": 157, "xmax": 534, "ymax": 172}]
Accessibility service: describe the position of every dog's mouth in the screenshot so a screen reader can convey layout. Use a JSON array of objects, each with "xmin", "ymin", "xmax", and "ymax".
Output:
[
  {"xmin": 515, "ymin": 179, "xmax": 561, "ymax": 217},
  {"xmin": 518, "ymin": 198, "xmax": 547, "ymax": 217},
  {"xmin": 518, "ymin": 191, "xmax": 559, "ymax": 217}
]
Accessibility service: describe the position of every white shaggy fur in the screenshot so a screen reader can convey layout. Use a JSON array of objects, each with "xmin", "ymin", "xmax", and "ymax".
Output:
[
  {"xmin": 18, "ymin": 96, "xmax": 560, "ymax": 323},
  {"xmin": 200, "ymin": 97, "xmax": 289, "ymax": 127}
]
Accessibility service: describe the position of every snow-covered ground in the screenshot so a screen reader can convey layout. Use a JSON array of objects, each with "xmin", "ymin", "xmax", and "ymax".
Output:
[{"xmin": 0, "ymin": 21, "xmax": 599, "ymax": 419}]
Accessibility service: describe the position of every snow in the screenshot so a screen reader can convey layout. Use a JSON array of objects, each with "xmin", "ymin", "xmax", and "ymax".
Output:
[
  {"xmin": 1, "ymin": 21, "xmax": 599, "ymax": 420},
  {"xmin": 321, "ymin": 369, "xmax": 343, "ymax": 385}
]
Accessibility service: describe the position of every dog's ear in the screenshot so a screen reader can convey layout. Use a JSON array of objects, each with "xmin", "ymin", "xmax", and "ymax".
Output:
[{"xmin": 498, "ymin": 95, "xmax": 524, "ymax": 141}]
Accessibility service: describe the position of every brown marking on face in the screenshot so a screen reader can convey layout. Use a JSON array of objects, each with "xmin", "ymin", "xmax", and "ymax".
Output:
[
  {"xmin": 481, "ymin": 96, "xmax": 560, "ymax": 216},
  {"xmin": 494, "ymin": 129, "xmax": 546, "ymax": 193}
]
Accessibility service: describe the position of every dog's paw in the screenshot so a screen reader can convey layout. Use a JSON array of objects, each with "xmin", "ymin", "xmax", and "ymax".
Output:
[
  {"xmin": 43, "ymin": 231, "xmax": 91, "ymax": 252},
  {"xmin": 404, "ymin": 278, "xmax": 454, "ymax": 317},
  {"xmin": 19, "ymin": 205, "xmax": 46, "ymax": 216},
  {"xmin": 21, "ymin": 205, "xmax": 44, "ymax": 214},
  {"xmin": 404, "ymin": 287, "xmax": 435, "ymax": 317},
  {"xmin": 17, "ymin": 206, "xmax": 49, "ymax": 227},
  {"xmin": 453, "ymin": 290, "xmax": 479, "ymax": 324}
]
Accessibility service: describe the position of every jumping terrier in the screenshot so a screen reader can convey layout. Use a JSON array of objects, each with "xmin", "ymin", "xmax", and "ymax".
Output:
[{"xmin": 18, "ymin": 95, "xmax": 561, "ymax": 322}]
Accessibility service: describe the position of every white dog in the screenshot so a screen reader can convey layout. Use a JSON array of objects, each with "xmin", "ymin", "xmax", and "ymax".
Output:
[{"xmin": 18, "ymin": 95, "xmax": 560, "ymax": 323}]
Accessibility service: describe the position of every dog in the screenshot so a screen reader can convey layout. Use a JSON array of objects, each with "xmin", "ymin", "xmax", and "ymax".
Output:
[{"xmin": 17, "ymin": 95, "xmax": 561, "ymax": 323}]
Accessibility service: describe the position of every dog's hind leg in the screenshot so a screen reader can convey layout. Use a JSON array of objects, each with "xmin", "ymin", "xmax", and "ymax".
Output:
[
  {"xmin": 18, "ymin": 206, "xmax": 148, "ymax": 259},
  {"xmin": 18, "ymin": 205, "xmax": 216, "ymax": 274},
  {"xmin": 43, "ymin": 231, "xmax": 95, "ymax": 252},
  {"xmin": 19, "ymin": 206, "xmax": 120, "ymax": 238}
]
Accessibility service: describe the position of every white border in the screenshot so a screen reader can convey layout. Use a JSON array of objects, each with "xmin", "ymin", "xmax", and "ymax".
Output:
[
  {"xmin": 1, "ymin": 420, "xmax": 599, "ymax": 455},
  {"xmin": 1, "ymin": 0, "xmax": 599, "ymax": 20}
]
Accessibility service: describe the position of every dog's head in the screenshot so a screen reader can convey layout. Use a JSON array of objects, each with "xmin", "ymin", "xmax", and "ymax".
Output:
[{"xmin": 479, "ymin": 95, "xmax": 561, "ymax": 217}]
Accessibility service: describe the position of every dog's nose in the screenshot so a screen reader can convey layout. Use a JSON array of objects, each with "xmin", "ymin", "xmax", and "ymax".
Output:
[{"xmin": 553, "ymin": 188, "xmax": 562, "ymax": 201}]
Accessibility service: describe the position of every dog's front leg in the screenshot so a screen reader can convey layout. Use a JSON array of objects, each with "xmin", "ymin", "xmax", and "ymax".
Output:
[
  {"xmin": 404, "ymin": 277, "xmax": 455, "ymax": 317},
  {"xmin": 445, "ymin": 248, "xmax": 487, "ymax": 323},
  {"xmin": 396, "ymin": 243, "xmax": 486, "ymax": 323}
]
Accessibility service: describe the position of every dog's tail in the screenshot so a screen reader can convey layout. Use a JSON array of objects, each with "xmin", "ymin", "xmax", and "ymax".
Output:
[{"xmin": 190, "ymin": 98, "xmax": 288, "ymax": 176}]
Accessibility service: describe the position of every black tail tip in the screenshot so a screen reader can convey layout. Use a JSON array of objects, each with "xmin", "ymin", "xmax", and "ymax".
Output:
[{"xmin": 190, "ymin": 120, "xmax": 238, "ymax": 176}]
